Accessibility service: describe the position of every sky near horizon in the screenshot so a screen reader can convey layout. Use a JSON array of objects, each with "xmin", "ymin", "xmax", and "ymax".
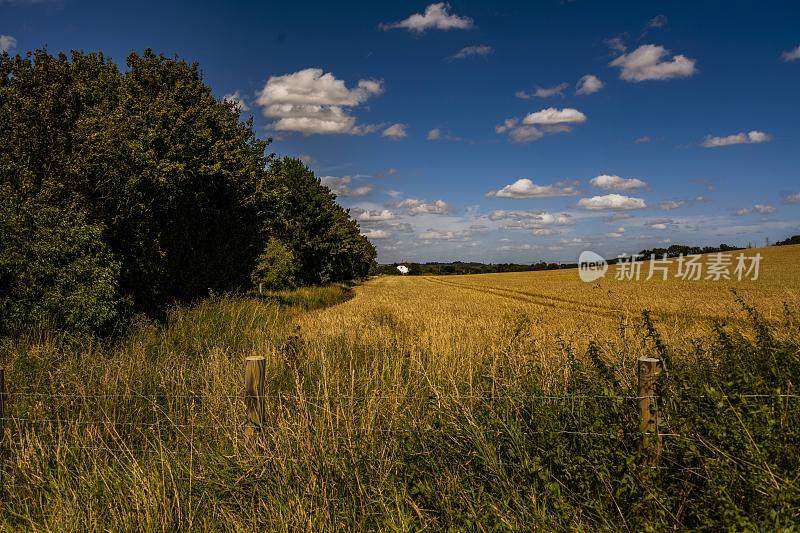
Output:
[{"xmin": 3, "ymin": 0, "xmax": 799, "ymax": 263}]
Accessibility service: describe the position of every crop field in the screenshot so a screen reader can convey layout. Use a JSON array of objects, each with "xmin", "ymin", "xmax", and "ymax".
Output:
[
  {"xmin": 300, "ymin": 245, "xmax": 800, "ymax": 388},
  {"xmin": 1, "ymin": 245, "xmax": 798, "ymax": 530}
]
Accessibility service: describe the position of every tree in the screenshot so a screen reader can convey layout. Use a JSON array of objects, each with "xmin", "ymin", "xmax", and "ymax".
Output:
[
  {"xmin": 251, "ymin": 238, "xmax": 299, "ymax": 292},
  {"xmin": 0, "ymin": 49, "xmax": 376, "ymax": 335},
  {"xmin": 0, "ymin": 194, "xmax": 123, "ymax": 336},
  {"xmin": 254, "ymin": 157, "xmax": 376, "ymax": 285}
]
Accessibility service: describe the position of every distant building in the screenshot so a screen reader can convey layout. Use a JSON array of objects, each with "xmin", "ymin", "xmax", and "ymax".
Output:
[{"xmin": 397, "ymin": 265, "xmax": 409, "ymax": 275}]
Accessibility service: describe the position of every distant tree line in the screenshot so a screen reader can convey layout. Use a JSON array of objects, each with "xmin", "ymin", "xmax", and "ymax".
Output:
[
  {"xmin": 775, "ymin": 235, "xmax": 800, "ymax": 246},
  {"xmin": 375, "ymin": 261, "xmax": 574, "ymax": 276},
  {"xmin": 637, "ymin": 243, "xmax": 742, "ymax": 258},
  {"xmin": 0, "ymin": 49, "xmax": 375, "ymax": 337}
]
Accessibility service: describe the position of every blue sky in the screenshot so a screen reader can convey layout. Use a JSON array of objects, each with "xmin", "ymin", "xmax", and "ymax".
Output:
[{"xmin": 3, "ymin": 0, "xmax": 799, "ymax": 263}]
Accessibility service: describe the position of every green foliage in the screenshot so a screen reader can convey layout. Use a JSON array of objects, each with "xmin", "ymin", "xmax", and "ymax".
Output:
[
  {"xmin": 0, "ymin": 49, "xmax": 375, "ymax": 335},
  {"xmin": 251, "ymin": 238, "xmax": 299, "ymax": 291},
  {"xmin": 0, "ymin": 194, "xmax": 123, "ymax": 336},
  {"xmin": 255, "ymin": 157, "xmax": 376, "ymax": 285}
]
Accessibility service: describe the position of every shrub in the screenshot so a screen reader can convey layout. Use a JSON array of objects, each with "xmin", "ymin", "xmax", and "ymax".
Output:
[
  {"xmin": 251, "ymin": 238, "xmax": 299, "ymax": 292},
  {"xmin": 0, "ymin": 196, "xmax": 124, "ymax": 336}
]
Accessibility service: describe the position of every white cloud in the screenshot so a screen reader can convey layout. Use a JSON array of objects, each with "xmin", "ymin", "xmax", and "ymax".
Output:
[
  {"xmin": 610, "ymin": 44, "xmax": 697, "ymax": 82},
  {"xmin": 486, "ymin": 178, "xmax": 580, "ymax": 199},
  {"xmin": 380, "ymin": 3, "xmax": 473, "ymax": 33},
  {"xmin": 781, "ymin": 45, "xmax": 800, "ymax": 62},
  {"xmin": 522, "ymin": 107, "xmax": 587, "ymax": 125},
  {"xmin": 577, "ymin": 194, "xmax": 647, "ymax": 210},
  {"xmin": 394, "ymin": 198, "xmax": 450, "ymax": 216},
  {"xmin": 419, "ymin": 228, "xmax": 473, "ymax": 240},
  {"xmin": 783, "ymin": 192, "xmax": 800, "ymax": 204},
  {"xmin": 0, "ymin": 35, "xmax": 16, "ymax": 53},
  {"xmin": 489, "ymin": 210, "xmax": 574, "ymax": 234},
  {"xmin": 589, "ymin": 174, "xmax": 647, "ymax": 191},
  {"xmin": 702, "ymin": 130, "xmax": 771, "ymax": 148},
  {"xmin": 575, "ymin": 74, "xmax": 603, "ymax": 95},
  {"xmin": 645, "ymin": 218, "xmax": 674, "ymax": 230},
  {"xmin": 516, "ymin": 83, "xmax": 568, "ymax": 99},
  {"xmin": 451, "ymin": 44, "xmax": 493, "ymax": 59},
  {"xmin": 496, "ymin": 108, "xmax": 587, "ymax": 142},
  {"xmin": 353, "ymin": 208, "xmax": 397, "ymax": 221},
  {"xmin": 607, "ymin": 227, "xmax": 626, "ymax": 238},
  {"xmin": 658, "ymin": 200, "xmax": 685, "ymax": 210},
  {"xmin": 754, "ymin": 204, "xmax": 776, "ymax": 214},
  {"xmin": 427, "ymin": 127, "xmax": 441, "ymax": 140},
  {"xmin": 255, "ymin": 68, "xmax": 384, "ymax": 135},
  {"xmin": 361, "ymin": 229, "xmax": 390, "ymax": 239},
  {"xmin": 735, "ymin": 208, "xmax": 752, "ymax": 216},
  {"xmin": 604, "ymin": 35, "xmax": 627, "ymax": 54},
  {"xmin": 634, "ymin": 136, "xmax": 652, "ymax": 144},
  {"xmin": 320, "ymin": 176, "xmax": 373, "ymax": 197},
  {"xmin": 222, "ymin": 90, "xmax": 250, "ymax": 112},
  {"xmin": 646, "ymin": 15, "xmax": 668, "ymax": 29},
  {"xmin": 382, "ymin": 123, "xmax": 408, "ymax": 139}
]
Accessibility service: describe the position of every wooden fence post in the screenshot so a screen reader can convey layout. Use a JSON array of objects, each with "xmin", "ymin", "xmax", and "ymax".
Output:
[
  {"xmin": 0, "ymin": 366, "xmax": 5, "ymax": 445},
  {"xmin": 244, "ymin": 356, "xmax": 266, "ymax": 437},
  {"xmin": 638, "ymin": 357, "xmax": 662, "ymax": 465}
]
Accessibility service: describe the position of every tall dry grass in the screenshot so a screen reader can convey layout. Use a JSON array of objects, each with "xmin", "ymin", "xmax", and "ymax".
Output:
[{"xmin": 0, "ymin": 246, "xmax": 798, "ymax": 530}]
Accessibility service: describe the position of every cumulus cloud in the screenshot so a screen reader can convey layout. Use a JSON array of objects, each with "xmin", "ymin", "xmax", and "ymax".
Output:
[
  {"xmin": 523, "ymin": 107, "xmax": 587, "ymax": 126},
  {"xmin": 382, "ymin": 123, "xmax": 408, "ymax": 139},
  {"xmin": 658, "ymin": 200, "xmax": 685, "ymax": 210},
  {"xmin": 645, "ymin": 218, "xmax": 675, "ymax": 230},
  {"xmin": 380, "ymin": 3, "xmax": 473, "ymax": 33},
  {"xmin": 607, "ymin": 227, "xmax": 626, "ymax": 238},
  {"xmin": 419, "ymin": 228, "xmax": 473, "ymax": 240},
  {"xmin": 590, "ymin": 174, "xmax": 647, "ymax": 191},
  {"xmin": 451, "ymin": 44, "xmax": 493, "ymax": 59},
  {"xmin": 255, "ymin": 68, "xmax": 384, "ymax": 135},
  {"xmin": 754, "ymin": 204, "xmax": 777, "ymax": 214},
  {"xmin": 0, "ymin": 35, "xmax": 16, "ymax": 53},
  {"xmin": 783, "ymin": 192, "xmax": 800, "ymax": 204},
  {"xmin": 735, "ymin": 204, "xmax": 776, "ymax": 215},
  {"xmin": 320, "ymin": 176, "xmax": 373, "ymax": 197},
  {"xmin": 782, "ymin": 45, "xmax": 800, "ymax": 62},
  {"xmin": 486, "ymin": 178, "xmax": 580, "ymax": 199},
  {"xmin": 361, "ymin": 229, "xmax": 390, "ymax": 239},
  {"xmin": 393, "ymin": 198, "xmax": 450, "ymax": 216},
  {"xmin": 604, "ymin": 35, "xmax": 628, "ymax": 54},
  {"xmin": 634, "ymin": 136, "xmax": 652, "ymax": 144},
  {"xmin": 496, "ymin": 108, "xmax": 587, "ymax": 142},
  {"xmin": 577, "ymin": 194, "xmax": 647, "ymax": 210},
  {"xmin": 575, "ymin": 74, "xmax": 603, "ymax": 95},
  {"xmin": 352, "ymin": 208, "xmax": 397, "ymax": 221},
  {"xmin": 222, "ymin": 91, "xmax": 250, "ymax": 112},
  {"xmin": 427, "ymin": 128, "xmax": 441, "ymax": 140},
  {"xmin": 702, "ymin": 130, "xmax": 771, "ymax": 148},
  {"xmin": 489, "ymin": 210, "xmax": 574, "ymax": 234},
  {"xmin": 646, "ymin": 15, "xmax": 668, "ymax": 29},
  {"xmin": 516, "ymin": 83, "xmax": 568, "ymax": 99},
  {"xmin": 610, "ymin": 44, "xmax": 697, "ymax": 81}
]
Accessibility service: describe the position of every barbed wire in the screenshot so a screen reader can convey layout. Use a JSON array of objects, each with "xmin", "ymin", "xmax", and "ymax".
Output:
[{"xmin": 5, "ymin": 391, "xmax": 798, "ymax": 401}]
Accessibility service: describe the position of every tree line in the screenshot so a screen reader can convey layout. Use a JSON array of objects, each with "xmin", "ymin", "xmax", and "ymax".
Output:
[{"xmin": 0, "ymin": 49, "xmax": 375, "ymax": 337}]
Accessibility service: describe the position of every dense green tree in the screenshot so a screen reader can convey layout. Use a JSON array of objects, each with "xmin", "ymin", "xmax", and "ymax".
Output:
[
  {"xmin": 254, "ymin": 157, "xmax": 375, "ymax": 285},
  {"xmin": 0, "ymin": 49, "xmax": 375, "ymax": 334},
  {"xmin": 0, "ymin": 193, "xmax": 123, "ymax": 336},
  {"xmin": 251, "ymin": 238, "xmax": 299, "ymax": 292}
]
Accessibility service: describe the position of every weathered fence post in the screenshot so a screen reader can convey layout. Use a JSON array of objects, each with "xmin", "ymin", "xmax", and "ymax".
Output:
[
  {"xmin": 638, "ymin": 356, "xmax": 662, "ymax": 465},
  {"xmin": 244, "ymin": 356, "xmax": 266, "ymax": 437},
  {"xmin": 0, "ymin": 366, "xmax": 5, "ymax": 445}
]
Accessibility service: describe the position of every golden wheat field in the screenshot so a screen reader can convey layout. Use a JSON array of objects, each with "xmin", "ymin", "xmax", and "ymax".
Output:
[{"xmin": 300, "ymin": 245, "xmax": 800, "ymax": 387}]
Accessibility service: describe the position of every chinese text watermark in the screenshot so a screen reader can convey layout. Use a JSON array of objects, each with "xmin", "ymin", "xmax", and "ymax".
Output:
[{"xmin": 578, "ymin": 251, "xmax": 762, "ymax": 283}]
